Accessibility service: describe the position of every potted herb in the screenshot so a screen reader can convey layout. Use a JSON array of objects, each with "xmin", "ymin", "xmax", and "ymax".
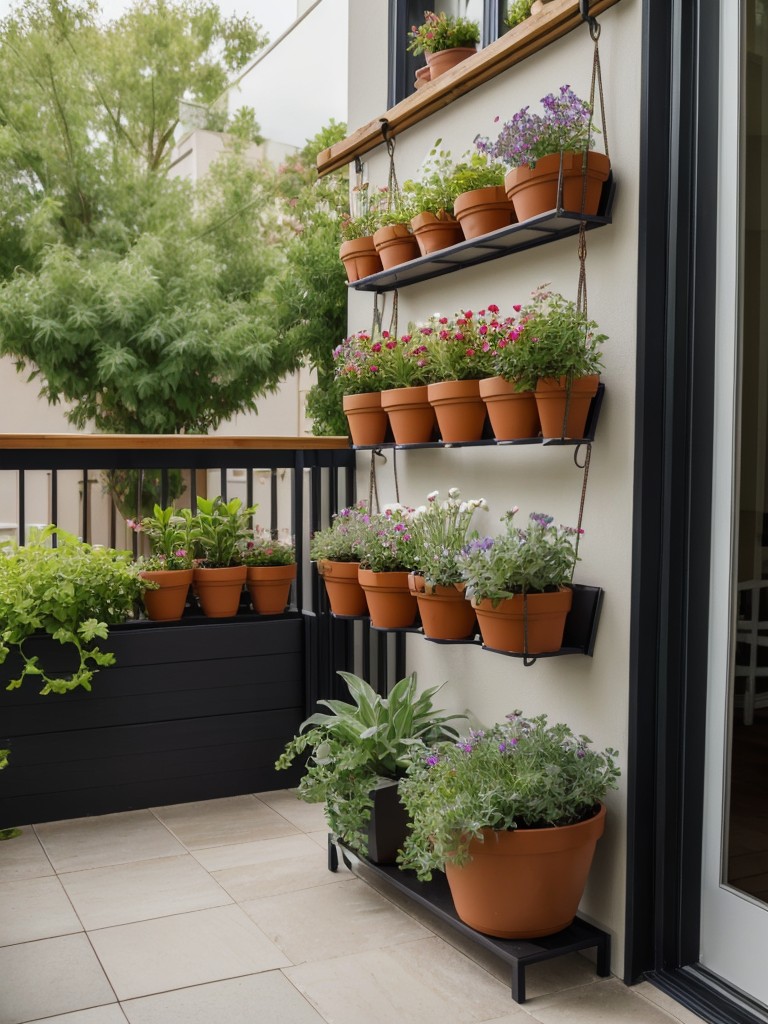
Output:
[
  {"xmin": 377, "ymin": 329, "xmax": 437, "ymax": 445},
  {"xmin": 130, "ymin": 504, "xmax": 194, "ymax": 621},
  {"xmin": 242, "ymin": 527, "xmax": 296, "ymax": 615},
  {"xmin": 505, "ymin": 0, "xmax": 534, "ymax": 29},
  {"xmin": 310, "ymin": 502, "xmax": 371, "ymax": 616},
  {"xmin": 333, "ymin": 329, "xmax": 389, "ymax": 446},
  {"xmin": 357, "ymin": 504, "xmax": 419, "ymax": 628},
  {"xmin": 372, "ymin": 191, "xmax": 420, "ymax": 270},
  {"xmin": 408, "ymin": 487, "xmax": 487, "ymax": 640},
  {"xmin": 398, "ymin": 711, "xmax": 620, "ymax": 937},
  {"xmin": 191, "ymin": 495, "xmax": 257, "ymax": 618},
  {"xmin": 339, "ymin": 182, "xmax": 386, "ymax": 282},
  {"xmin": 475, "ymin": 85, "xmax": 610, "ymax": 221},
  {"xmin": 450, "ymin": 152, "xmax": 516, "ymax": 240},
  {"xmin": 407, "ymin": 11, "xmax": 480, "ymax": 80},
  {"xmin": 458, "ymin": 508, "xmax": 581, "ymax": 653},
  {"xmin": 276, "ymin": 669, "xmax": 464, "ymax": 863},
  {"xmin": 403, "ymin": 142, "xmax": 464, "ymax": 255}
]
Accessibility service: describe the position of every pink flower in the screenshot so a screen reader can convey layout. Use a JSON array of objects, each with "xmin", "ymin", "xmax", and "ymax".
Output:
[
  {"xmin": 488, "ymin": 303, "xmax": 499, "ymax": 313},
  {"xmin": 386, "ymin": 340, "xmax": 397, "ymax": 350},
  {"xmin": 371, "ymin": 342, "xmax": 382, "ymax": 352},
  {"xmin": 513, "ymin": 304, "xmax": 522, "ymax": 312}
]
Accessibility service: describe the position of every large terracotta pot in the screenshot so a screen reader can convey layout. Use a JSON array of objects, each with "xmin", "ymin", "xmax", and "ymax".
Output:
[
  {"xmin": 246, "ymin": 563, "xmax": 296, "ymax": 615},
  {"xmin": 408, "ymin": 574, "xmax": 476, "ymax": 640},
  {"xmin": 339, "ymin": 236, "xmax": 383, "ymax": 283},
  {"xmin": 343, "ymin": 392, "xmax": 388, "ymax": 447},
  {"xmin": 427, "ymin": 379, "xmax": 487, "ymax": 443},
  {"xmin": 535, "ymin": 374, "xmax": 599, "ymax": 439},
  {"xmin": 411, "ymin": 211, "xmax": 464, "ymax": 256},
  {"xmin": 444, "ymin": 803, "xmax": 607, "ymax": 938},
  {"xmin": 358, "ymin": 568, "xmax": 418, "ymax": 629},
  {"xmin": 473, "ymin": 587, "xmax": 573, "ymax": 654},
  {"xmin": 372, "ymin": 224, "xmax": 420, "ymax": 270},
  {"xmin": 139, "ymin": 568, "xmax": 193, "ymax": 622},
  {"xmin": 504, "ymin": 151, "xmax": 611, "ymax": 222},
  {"xmin": 193, "ymin": 565, "xmax": 247, "ymax": 619},
  {"xmin": 380, "ymin": 385, "xmax": 437, "ymax": 445},
  {"xmin": 479, "ymin": 376, "xmax": 540, "ymax": 440},
  {"xmin": 425, "ymin": 46, "xmax": 477, "ymax": 79},
  {"xmin": 317, "ymin": 559, "xmax": 368, "ymax": 616},
  {"xmin": 453, "ymin": 185, "xmax": 516, "ymax": 240}
]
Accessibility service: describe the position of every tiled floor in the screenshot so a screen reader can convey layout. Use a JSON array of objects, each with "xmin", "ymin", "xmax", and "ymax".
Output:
[{"xmin": 0, "ymin": 790, "xmax": 707, "ymax": 1024}]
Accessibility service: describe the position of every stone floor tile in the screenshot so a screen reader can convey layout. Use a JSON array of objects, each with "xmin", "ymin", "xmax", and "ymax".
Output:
[
  {"xmin": 151, "ymin": 795, "xmax": 299, "ymax": 850},
  {"xmin": 255, "ymin": 789, "xmax": 329, "ymax": 832},
  {"xmin": 524, "ymin": 977, "xmax": 694, "ymax": 1023},
  {"xmin": 121, "ymin": 972, "xmax": 326, "ymax": 1024},
  {"xmin": 35, "ymin": 811, "xmax": 185, "ymax": 873},
  {"xmin": 0, "ymin": 874, "xmax": 82, "ymax": 946},
  {"xmin": 0, "ymin": 933, "xmax": 116, "ymax": 1024},
  {"xmin": 30, "ymin": 1008, "xmax": 129, "ymax": 1024},
  {"xmin": 87, "ymin": 904, "xmax": 291, "ymax": 1001},
  {"xmin": 59, "ymin": 854, "xmax": 231, "ymax": 930},
  {"xmin": 0, "ymin": 826, "xmax": 54, "ymax": 881},
  {"xmin": 632, "ymin": 981, "xmax": 709, "ymax": 1023}
]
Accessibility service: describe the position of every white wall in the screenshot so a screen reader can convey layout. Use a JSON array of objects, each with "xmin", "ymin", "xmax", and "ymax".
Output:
[{"xmin": 344, "ymin": 0, "xmax": 641, "ymax": 970}]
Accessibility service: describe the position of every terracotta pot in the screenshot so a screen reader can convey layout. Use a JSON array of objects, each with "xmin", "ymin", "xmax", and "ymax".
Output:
[
  {"xmin": 414, "ymin": 64, "xmax": 431, "ymax": 89},
  {"xmin": 473, "ymin": 587, "xmax": 573, "ymax": 654},
  {"xmin": 246, "ymin": 563, "xmax": 296, "ymax": 615},
  {"xmin": 453, "ymin": 186, "xmax": 516, "ymax": 240},
  {"xmin": 504, "ymin": 151, "xmax": 611, "ymax": 222},
  {"xmin": 427, "ymin": 379, "xmax": 487, "ymax": 443},
  {"xmin": 358, "ymin": 568, "xmax": 418, "ymax": 629},
  {"xmin": 425, "ymin": 46, "xmax": 477, "ymax": 79},
  {"xmin": 193, "ymin": 565, "xmax": 247, "ymax": 619},
  {"xmin": 444, "ymin": 804, "xmax": 607, "ymax": 938},
  {"xmin": 535, "ymin": 374, "xmax": 599, "ymax": 439},
  {"xmin": 410, "ymin": 211, "xmax": 464, "ymax": 256},
  {"xmin": 317, "ymin": 559, "xmax": 368, "ymax": 616},
  {"xmin": 343, "ymin": 392, "xmax": 388, "ymax": 446},
  {"xmin": 408, "ymin": 574, "xmax": 476, "ymax": 640},
  {"xmin": 372, "ymin": 223, "xmax": 421, "ymax": 270},
  {"xmin": 339, "ymin": 236, "xmax": 383, "ymax": 283},
  {"xmin": 478, "ymin": 376, "xmax": 540, "ymax": 440},
  {"xmin": 139, "ymin": 568, "xmax": 193, "ymax": 622},
  {"xmin": 380, "ymin": 385, "xmax": 437, "ymax": 445}
]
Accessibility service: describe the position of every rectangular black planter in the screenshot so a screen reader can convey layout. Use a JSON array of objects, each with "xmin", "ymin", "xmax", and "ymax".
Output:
[{"xmin": 0, "ymin": 615, "xmax": 306, "ymax": 828}]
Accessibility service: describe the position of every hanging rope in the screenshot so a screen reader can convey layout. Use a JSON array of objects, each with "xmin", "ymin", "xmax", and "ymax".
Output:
[
  {"xmin": 381, "ymin": 119, "xmax": 400, "ymax": 213},
  {"xmin": 371, "ymin": 292, "xmax": 384, "ymax": 338},
  {"xmin": 367, "ymin": 450, "xmax": 380, "ymax": 513},
  {"xmin": 571, "ymin": 442, "xmax": 592, "ymax": 575}
]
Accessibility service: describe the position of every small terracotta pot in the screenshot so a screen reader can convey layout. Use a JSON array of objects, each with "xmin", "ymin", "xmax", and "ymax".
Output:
[
  {"xmin": 410, "ymin": 211, "xmax": 464, "ymax": 256},
  {"xmin": 479, "ymin": 376, "xmax": 540, "ymax": 440},
  {"xmin": 408, "ymin": 574, "xmax": 476, "ymax": 640},
  {"xmin": 444, "ymin": 804, "xmax": 607, "ymax": 938},
  {"xmin": 414, "ymin": 64, "xmax": 431, "ymax": 89},
  {"xmin": 427, "ymin": 379, "xmax": 487, "ymax": 443},
  {"xmin": 343, "ymin": 392, "xmax": 388, "ymax": 446},
  {"xmin": 193, "ymin": 565, "xmax": 247, "ymax": 619},
  {"xmin": 453, "ymin": 186, "xmax": 516, "ymax": 240},
  {"xmin": 246, "ymin": 563, "xmax": 296, "ymax": 615},
  {"xmin": 139, "ymin": 569, "xmax": 193, "ymax": 622},
  {"xmin": 317, "ymin": 559, "xmax": 368, "ymax": 616},
  {"xmin": 339, "ymin": 236, "xmax": 383, "ymax": 283},
  {"xmin": 473, "ymin": 587, "xmax": 573, "ymax": 654},
  {"xmin": 372, "ymin": 223, "xmax": 421, "ymax": 270},
  {"xmin": 535, "ymin": 374, "xmax": 599, "ymax": 439},
  {"xmin": 358, "ymin": 569, "xmax": 418, "ymax": 629},
  {"xmin": 504, "ymin": 151, "xmax": 611, "ymax": 222},
  {"xmin": 425, "ymin": 46, "xmax": 477, "ymax": 79},
  {"xmin": 380, "ymin": 385, "xmax": 437, "ymax": 445}
]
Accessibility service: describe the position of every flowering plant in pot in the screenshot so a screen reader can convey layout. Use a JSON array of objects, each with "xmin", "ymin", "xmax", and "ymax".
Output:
[
  {"xmin": 130, "ymin": 504, "xmax": 195, "ymax": 621},
  {"xmin": 275, "ymin": 670, "xmax": 464, "ymax": 862},
  {"xmin": 357, "ymin": 503, "xmax": 419, "ymax": 628},
  {"xmin": 457, "ymin": 507, "xmax": 582, "ymax": 653},
  {"xmin": 190, "ymin": 496, "xmax": 256, "ymax": 618},
  {"xmin": 407, "ymin": 11, "xmax": 480, "ymax": 80},
  {"xmin": 241, "ymin": 527, "xmax": 296, "ymax": 615},
  {"xmin": 377, "ymin": 329, "xmax": 436, "ymax": 445},
  {"xmin": 333, "ymin": 329, "xmax": 389, "ymax": 446},
  {"xmin": 310, "ymin": 502, "xmax": 371, "ymax": 616},
  {"xmin": 398, "ymin": 711, "xmax": 620, "ymax": 937}
]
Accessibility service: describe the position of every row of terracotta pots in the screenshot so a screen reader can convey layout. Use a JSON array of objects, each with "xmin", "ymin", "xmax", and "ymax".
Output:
[
  {"xmin": 317, "ymin": 560, "xmax": 571, "ymax": 655},
  {"xmin": 343, "ymin": 374, "xmax": 598, "ymax": 447},
  {"xmin": 140, "ymin": 564, "xmax": 297, "ymax": 622}
]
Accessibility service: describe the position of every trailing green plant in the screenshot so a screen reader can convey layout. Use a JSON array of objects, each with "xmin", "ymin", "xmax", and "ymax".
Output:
[
  {"xmin": 398, "ymin": 711, "xmax": 621, "ymax": 880},
  {"xmin": 358, "ymin": 504, "xmax": 418, "ymax": 573},
  {"xmin": 309, "ymin": 503, "xmax": 372, "ymax": 562},
  {"xmin": 129, "ymin": 504, "xmax": 195, "ymax": 570},
  {"xmin": 505, "ymin": 0, "xmax": 534, "ymax": 28},
  {"xmin": 407, "ymin": 11, "xmax": 480, "ymax": 54},
  {"xmin": 0, "ymin": 527, "xmax": 148, "ymax": 695},
  {"xmin": 409, "ymin": 488, "xmax": 488, "ymax": 588},
  {"xmin": 275, "ymin": 670, "xmax": 464, "ymax": 854},
  {"xmin": 241, "ymin": 527, "xmax": 295, "ymax": 566},
  {"xmin": 191, "ymin": 496, "xmax": 257, "ymax": 568}
]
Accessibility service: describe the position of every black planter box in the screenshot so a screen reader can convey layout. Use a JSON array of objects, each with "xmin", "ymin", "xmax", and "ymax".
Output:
[{"xmin": 0, "ymin": 615, "xmax": 306, "ymax": 828}]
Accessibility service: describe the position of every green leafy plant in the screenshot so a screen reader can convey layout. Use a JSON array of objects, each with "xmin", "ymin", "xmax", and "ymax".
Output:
[
  {"xmin": 398, "ymin": 711, "xmax": 621, "ymax": 880},
  {"xmin": 402, "ymin": 141, "xmax": 464, "ymax": 219},
  {"xmin": 309, "ymin": 503, "xmax": 372, "ymax": 562},
  {"xmin": 191, "ymin": 496, "xmax": 257, "ymax": 568},
  {"xmin": 241, "ymin": 527, "xmax": 295, "ymax": 566},
  {"xmin": 129, "ymin": 504, "xmax": 194, "ymax": 570},
  {"xmin": 275, "ymin": 670, "xmax": 464, "ymax": 853},
  {"xmin": 458, "ymin": 509, "xmax": 581, "ymax": 605},
  {"xmin": 358, "ymin": 505, "xmax": 418, "ymax": 573},
  {"xmin": 339, "ymin": 182, "xmax": 389, "ymax": 241},
  {"xmin": 506, "ymin": 0, "xmax": 534, "ymax": 28},
  {"xmin": 409, "ymin": 488, "xmax": 488, "ymax": 588},
  {"xmin": 446, "ymin": 151, "xmax": 507, "ymax": 194},
  {"xmin": 0, "ymin": 527, "xmax": 148, "ymax": 695},
  {"xmin": 407, "ymin": 11, "xmax": 480, "ymax": 54}
]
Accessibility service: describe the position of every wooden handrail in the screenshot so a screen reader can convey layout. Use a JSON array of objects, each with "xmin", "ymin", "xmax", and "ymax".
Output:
[
  {"xmin": 316, "ymin": 0, "xmax": 624, "ymax": 177},
  {"xmin": 0, "ymin": 434, "xmax": 350, "ymax": 450}
]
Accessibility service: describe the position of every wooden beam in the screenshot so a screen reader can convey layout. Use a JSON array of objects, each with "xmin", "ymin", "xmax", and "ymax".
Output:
[
  {"xmin": 316, "ymin": 0, "xmax": 624, "ymax": 177},
  {"xmin": 0, "ymin": 434, "xmax": 350, "ymax": 450}
]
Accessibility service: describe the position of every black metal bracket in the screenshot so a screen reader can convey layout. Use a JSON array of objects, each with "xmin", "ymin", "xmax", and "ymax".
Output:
[{"xmin": 579, "ymin": 0, "xmax": 600, "ymax": 40}]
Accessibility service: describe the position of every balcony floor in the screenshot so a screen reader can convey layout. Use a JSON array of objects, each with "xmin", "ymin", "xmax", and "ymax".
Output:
[{"xmin": 0, "ymin": 790, "xmax": 705, "ymax": 1024}]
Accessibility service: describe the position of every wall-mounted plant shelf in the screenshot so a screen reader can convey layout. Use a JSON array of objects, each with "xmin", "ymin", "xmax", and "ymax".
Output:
[
  {"xmin": 328, "ymin": 836, "xmax": 611, "ymax": 1004},
  {"xmin": 349, "ymin": 179, "xmax": 615, "ymax": 293}
]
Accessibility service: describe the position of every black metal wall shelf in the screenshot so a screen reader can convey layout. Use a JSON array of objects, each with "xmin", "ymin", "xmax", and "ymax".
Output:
[
  {"xmin": 328, "ymin": 836, "xmax": 611, "ymax": 1004},
  {"xmin": 349, "ymin": 177, "xmax": 615, "ymax": 294}
]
